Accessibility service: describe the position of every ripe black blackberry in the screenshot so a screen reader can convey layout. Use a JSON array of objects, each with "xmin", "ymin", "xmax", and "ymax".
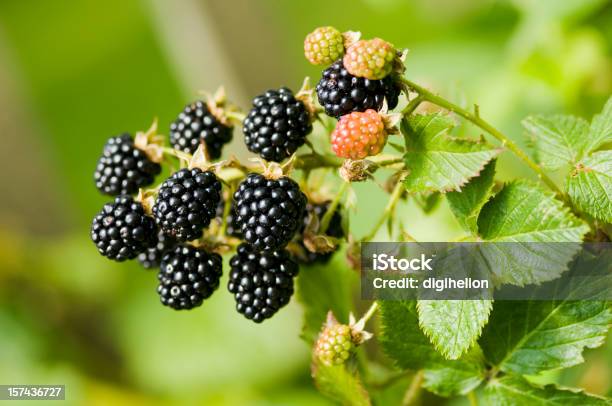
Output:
[
  {"xmin": 94, "ymin": 134, "xmax": 161, "ymax": 196},
  {"xmin": 243, "ymin": 87, "xmax": 312, "ymax": 162},
  {"xmin": 152, "ymin": 168, "xmax": 222, "ymax": 242},
  {"xmin": 228, "ymin": 243, "xmax": 299, "ymax": 323},
  {"xmin": 233, "ymin": 173, "xmax": 307, "ymax": 250},
  {"xmin": 158, "ymin": 245, "xmax": 222, "ymax": 310},
  {"xmin": 90, "ymin": 195, "xmax": 157, "ymax": 261},
  {"xmin": 137, "ymin": 230, "xmax": 178, "ymax": 269},
  {"xmin": 297, "ymin": 201, "xmax": 345, "ymax": 264},
  {"xmin": 215, "ymin": 198, "xmax": 242, "ymax": 238},
  {"xmin": 316, "ymin": 59, "xmax": 400, "ymax": 119},
  {"xmin": 170, "ymin": 101, "xmax": 233, "ymax": 159}
]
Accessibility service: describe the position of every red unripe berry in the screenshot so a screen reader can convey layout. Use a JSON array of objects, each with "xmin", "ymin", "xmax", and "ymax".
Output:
[{"xmin": 331, "ymin": 110, "xmax": 387, "ymax": 160}]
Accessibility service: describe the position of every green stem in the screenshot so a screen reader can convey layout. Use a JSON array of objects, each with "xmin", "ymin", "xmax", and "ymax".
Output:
[
  {"xmin": 362, "ymin": 179, "xmax": 404, "ymax": 242},
  {"xmin": 218, "ymin": 185, "xmax": 235, "ymax": 237},
  {"xmin": 401, "ymin": 370, "xmax": 424, "ymax": 406},
  {"xmin": 361, "ymin": 301, "xmax": 379, "ymax": 324},
  {"xmin": 320, "ymin": 181, "xmax": 349, "ymax": 233},
  {"xmin": 400, "ymin": 78, "xmax": 564, "ymax": 198},
  {"xmin": 402, "ymin": 94, "xmax": 424, "ymax": 116},
  {"xmin": 468, "ymin": 391, "xmax": 479, "ymax": 406}
]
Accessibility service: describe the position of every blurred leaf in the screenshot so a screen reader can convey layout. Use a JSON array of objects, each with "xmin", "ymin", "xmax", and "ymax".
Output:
[
  {"xmin": 485, "ymin": 375, "xmax": 609, "ymax": 405},
  {"xmin": 522, "ymin": 115, "xmax": 589, "ymax": 169},
  {"xmin": 311, "ymin": 360, "xmax": 371, "ymax": 406},
  {"xmin": 478, "ymin": 180, "xmax": 588, "ymax": 242},
  {"xmin": 413, "ymin": 192, "xmax": 441, "ymax": 214},
  {"xmin": 402, "ymin": 114, "xmax": 500, "ymax": 193},
  {"xmin": 417, "ymin": 300, "xmax": 492, "ymax": 360},
  {"xmin": 446, "ymin": 159, "xmax": 496, "ymax": 233},
  {"xmin": 480, "ymin": 299, "xmax": 612, "ymax": 375},
  {"xmin": 567, "ymin": 151, "xmax": 612, "ymax": 223},
  {"xmin": 296, "ymin": 255, "xmax": 356, "ymax": 344}
]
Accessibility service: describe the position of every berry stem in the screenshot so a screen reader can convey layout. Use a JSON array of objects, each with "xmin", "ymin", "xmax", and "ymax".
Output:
[
  {"xmin": 468, "ymin": 391, "xmax": 479, "ymax": 406},
  {"xmin": 320, "ymin": 181, "xmax": 349, "ymax": 234},
  {"xmin": 360, "ymin": 301, "xmax": 379, "ymax": 324},
  {"xmin": 362, "ymin": 177, "xmax": 404, "ymax": 242},
  {"xmin": 218, "ymin": 185, "xmax": 235, "ymax": 237},
  {"xmin": 399, "ymin": 77, "xmax": 565, "ymax": 198},
  {"xmin": 401, "ymin": 94, "xmax": 424, "ymax": 116},
  {"xmin": 295, "ymin": 153, "xmax": 344, "ymax": 170}
]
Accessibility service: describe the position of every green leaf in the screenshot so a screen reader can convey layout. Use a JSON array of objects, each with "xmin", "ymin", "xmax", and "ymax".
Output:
[
  {"xmin": 522, "ymin": 115, "xmax": 589, "ymax": 169},
  {"xmin": 402, "ymin": 114, "xmax": 500, "ymax": 193},
  {"xmin": 379, "ymin": 301, "xmax": 487, "ymax": 397},
  {"xmin": 311, "ymin": 360, "xmax": 371, "ymax": 406},
  {"xmin": 478, "ymin": 180, "xmax": 588, "ymax": 243},
  {"xmin": 418, "ymin": 300, "xmax": 492, "ymax": 360},
  {"xmin": 586, "ymin": 95, "xmax": 612, "ymax": 154},
  {"xmin": 413, "ymin": 192, "xmax": 441, "ymax": 214},
  {"xmin": 296, "ymin": 255, "xmax": 355, "ymax": 344},
  {"xmin": 484, "ymin": 375, "xmax": 609, "ymax": 406},
  {"xmin": 480, "ymin": 299, "xmax": 612, "ymax": 375},
  {"xmin": 379, "ymin": 301, "xmax": 441, "ymax": 370},
  {"xmin": 447, "ymin": 159, "xmax": 496, "ymax": 233},
  {"xmin": 567, "ymin": 151, "xmax": 612, "ymax": 223},
  {"xmin": 476, "ymin": 180, "xmax": 588, "ymax": 285},
  {"xmin": 422, "ymin": 347, "xmax": 486, "ymax": 397}
]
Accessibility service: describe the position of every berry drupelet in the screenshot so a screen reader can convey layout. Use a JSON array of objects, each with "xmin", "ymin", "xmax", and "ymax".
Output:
[
  {"xmin": 343, "ymin": 38, "xmax": 397, "ymax": 80},
  {"xmin": 157, "ymin": 245, "xmax": 222, "ymax": 310},
  {"xmin": 233, "ymin": 173, "xmax": 307, "ymax": 251},
  {"xmin": 315, "ymin": 323, "xmax": 355, "ymax": 366},
  {"xmin": 297, "ymin": 201, "xmax": 344, "ymax": 264},
  {"xmin": 228, "ymin": 243, "xmax": 299, "ymax": 323},
  {"xmin": 316, "ymin": 59, "xmax": 400, "ymax": 119},
  {"xmin": 137, "ymin": 230, "xmax": 178, "ymax": 269},
  {"xmin": 94, "ymin": 134, "xmax": 161, "ymax": 196},
  {"xmin": 152, "ymin": 168, "xmax": 222, "ymax": 242},
  {"xmin": 243, "ymin": 87, "xmax": 312, "ymax": 162},
  {"xmin": 170, "ymin": 100, "xmax": 233, "ymax": 159},
  {"xmin": 90, "ymin": 195, "xmax": 157, "ymax": 261}
]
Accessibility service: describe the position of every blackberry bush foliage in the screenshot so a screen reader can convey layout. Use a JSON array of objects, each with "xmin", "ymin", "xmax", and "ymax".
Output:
[{"xmin": 88, "ymin": 24, "xmax": 612, "ymax": 406}]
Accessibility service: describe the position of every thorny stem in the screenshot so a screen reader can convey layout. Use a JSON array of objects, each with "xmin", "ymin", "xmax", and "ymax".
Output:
[
  {"xmin": 362, "ymin": 178, "xmax": 405, "ymax": 242},
  {"xmin": 401, "ymin": 370, "xmax": 424, "ymax": 406},
  {"xmin": 400, "ymin": 77, "xmax": 565, "ymax": 198},
  {"xmin": 320, "ymin": 181, "xmax": 349, "ymax": 234}
]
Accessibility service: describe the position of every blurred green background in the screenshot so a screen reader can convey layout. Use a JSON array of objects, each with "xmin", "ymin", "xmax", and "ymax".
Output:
[{"xmin": 0, "ymin": 0, "xmax": 610, "ymax": 404}]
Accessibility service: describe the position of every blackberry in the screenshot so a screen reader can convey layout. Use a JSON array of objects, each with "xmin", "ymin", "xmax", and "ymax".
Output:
[
  {"xmin": 170, "ymin": 101, "xmax": 233, "ymax": 159},
  {"xmin": 243, "ymin": 87, "xmax": 312, "ymax": 162},
  {"xmin": 157, "ymin": 245, "xmax": 222, "ymax": 310},
  {"xmin": 90, "ymin": 195, "xmax": 157, "ymax": 261},
  {"xmin": 137, "ymin": 230, "xmax": 178, "ymax": 269},
  {"xmin": 228, "ymin": 243, "xmax": 299, "ymax": 323},
  {"xmin": 94, "ymin": 134, "xmax": 161, "ymax": 196},
  {"xmin": 297, "ymin": 201, "xmax": 344, "ymax": 264},
  {"xmin": 316, "ymin": 59, "xmax": 400, "ymax": 119},
  {"xmin": 215, "ymin": 198, "xmax": 242, "ymax": 238},
  {"xmin": 233, "ymin": 173, "xmax": 307, "ymax": 250},
  {"xmin": 152, "ymin": 168, "xmax": 222, "ymax": 242}
]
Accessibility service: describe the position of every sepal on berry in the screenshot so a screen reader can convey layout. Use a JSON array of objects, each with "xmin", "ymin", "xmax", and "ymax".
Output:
[
  {"xmin": 134, "ymin": 119, "xmax": 165, "ymax": 164},
  {"xmin": 339, "ymin": 159, "xmax": 377, "ymax": 182},
  {"xmin": 201, "ymin": 86, "xmax": 242, "ymax": 127},
  {"xmin": 295, "ymin": 77, "xmax": 319, "ymax": 121}
]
